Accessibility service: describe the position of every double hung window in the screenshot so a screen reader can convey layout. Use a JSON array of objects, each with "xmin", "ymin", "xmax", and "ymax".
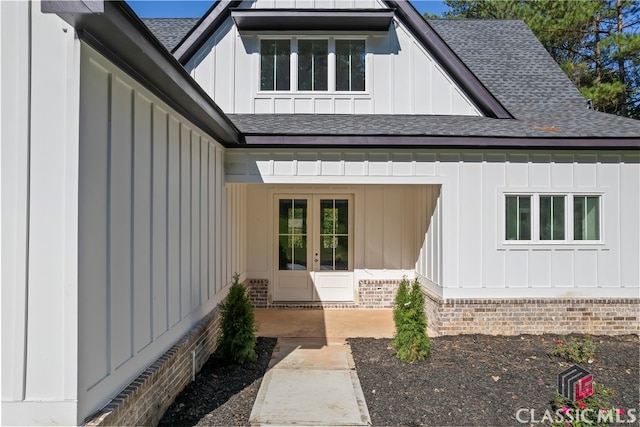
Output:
[
  {"xmin": 504, "ymin": 193, "xmax": 601, "ymax": 243},
  {"xmin": 260, "ymin": 38, "xmax": 366, "ymax": 92}
]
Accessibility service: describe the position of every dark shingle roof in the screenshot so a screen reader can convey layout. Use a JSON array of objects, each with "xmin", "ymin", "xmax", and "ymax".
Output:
[
  {"xmin": 427, "ymin": 20, "xmax": 585, "ymax": 116},
  {"xmin": 142, "ymin": 12, "xmax": 640, "ymax": 144},
  {"xmin": 141, "ymin": 18, "xmax": 199, "ymax": 51},
  {"xmin": 225, "ymin": 112, "xmax": 639, "ymax": 139},
  {"xmin": 427, "ymin": 19, "xmax": 640, "ymax": 138},
  {"xmin": 227, "ymin": 19, "xmax": 640, "ymax": 140}
]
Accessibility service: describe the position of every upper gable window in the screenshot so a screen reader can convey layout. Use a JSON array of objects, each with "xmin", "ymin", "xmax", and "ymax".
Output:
[
  {"xmin": 259, "ymin": 37, "xmax": 366, "ymax": 93},
  {"xmin": 261, "ymin": 39, "xmax": 290, "ymax": 91},
  {"xmin": 336, "ymin": 40, "xmax": 365, "ymax": 91}
]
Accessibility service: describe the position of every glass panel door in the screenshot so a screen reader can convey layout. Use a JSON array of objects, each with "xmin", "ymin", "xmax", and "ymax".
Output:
[
  {"xmin": 278, "ymin": 199, "xmax": 308, "ymax": 270},
  {"xmin": 318, "ymin": 199, "xmax": 349, "ymax": 271},
  {"xmin": 274, "ymin": 194, "xmax": 353, "ymax": 302}
]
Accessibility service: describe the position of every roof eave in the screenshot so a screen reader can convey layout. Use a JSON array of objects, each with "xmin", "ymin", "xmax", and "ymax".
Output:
[
  {"xmin": 41, "ymin": 0, "xmax": 242, "ymax": 146},
  {"xmin": 231, "ymin": 9, "xmax": 395, "ymax": 32},
  {"xmin": 174, "ymin": 0, "xmax": 243, "ymax": 64},
  {"xmin": 239, "ymin": 134, "xmax": 640, "ymax": 150}
]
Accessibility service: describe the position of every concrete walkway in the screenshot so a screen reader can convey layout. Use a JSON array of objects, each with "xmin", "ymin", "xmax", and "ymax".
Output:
[{"xmin": 250, "ymin": 309, "xmax": 394, "ymax": 426}]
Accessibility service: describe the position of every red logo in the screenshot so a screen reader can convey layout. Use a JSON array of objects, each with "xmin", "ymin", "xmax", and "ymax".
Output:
[{"xmin": 558, "ymin": 365, "xmax": 594, "ymax": 401}]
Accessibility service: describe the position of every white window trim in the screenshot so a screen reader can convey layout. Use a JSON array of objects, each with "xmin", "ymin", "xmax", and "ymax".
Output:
[
  {"xmin": 257, "ymin": 36, "xmax": 369, "ymax": 95},
  {"xmin": 497, "ymin": 189, "xmax": 605, "ymax": 250}
]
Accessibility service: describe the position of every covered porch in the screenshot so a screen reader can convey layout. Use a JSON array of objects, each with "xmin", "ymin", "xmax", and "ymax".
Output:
[{"xmin": 234, "ymin": 182, "xmax": 443, "ymax": 307}]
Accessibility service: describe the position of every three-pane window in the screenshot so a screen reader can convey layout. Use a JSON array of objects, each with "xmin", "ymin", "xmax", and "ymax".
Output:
[
  {"xmin": 260, "ymin": 38, "xmax": 366, "ymax": 92},
  {"xmin": 505, "ymin": 194, "xmax": 601, "ymax": 242}
]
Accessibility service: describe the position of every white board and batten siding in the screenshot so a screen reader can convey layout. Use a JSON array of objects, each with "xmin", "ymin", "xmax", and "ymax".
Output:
[
  {"xmin": 186, "ymin": 0, "xmax": 480, "ymax": 115},
  {"xmin": 226, "ymin": 149, "xmax": 640, "ymax": 299},
  {"xmin": 76, "ymin": 44, "xmax": 246, "ymax": 422},
  {"xmin": 2, "ymin": 2, "xmax": 81, "ymax": 424}
]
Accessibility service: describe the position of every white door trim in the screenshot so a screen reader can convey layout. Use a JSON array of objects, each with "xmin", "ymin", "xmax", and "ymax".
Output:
[{"xmin": 273, "ymin": 193, "xmax": 355, "ymax": 302}]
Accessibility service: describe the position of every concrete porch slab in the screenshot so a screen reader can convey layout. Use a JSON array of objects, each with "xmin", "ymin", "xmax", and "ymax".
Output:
[{"xmin": 255, "ymin": 308, "xmax": 394, "ymax": 339}]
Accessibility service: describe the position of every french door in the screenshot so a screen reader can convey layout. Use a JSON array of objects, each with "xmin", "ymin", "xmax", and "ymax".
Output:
[{"xmin": 274, "ymin": 195, "xmax": 353, "ymax": 302}]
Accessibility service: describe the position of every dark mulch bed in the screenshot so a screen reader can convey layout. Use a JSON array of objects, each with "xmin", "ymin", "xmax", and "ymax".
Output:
[
  {"xmin": 350, "ymin": 334, "xmax": 639, "ymax": 426},
  {"xmin": 158, "ymin": 337, "xmax": 277, "ymax": 427},
  {"xmin": 159, "ymin": 334, "xmax": 639, "ymax": 426}
]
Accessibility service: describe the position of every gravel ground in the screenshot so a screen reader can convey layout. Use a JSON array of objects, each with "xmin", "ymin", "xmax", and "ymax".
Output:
[{"xmin": 158, "ymin": 334, "xmax": 639, "ymax": 426}]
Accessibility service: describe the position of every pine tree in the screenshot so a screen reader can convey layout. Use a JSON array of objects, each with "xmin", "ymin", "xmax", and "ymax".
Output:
[{"xmin": 441, "ymin": 0, "xmax": 640, "ymax": 119}]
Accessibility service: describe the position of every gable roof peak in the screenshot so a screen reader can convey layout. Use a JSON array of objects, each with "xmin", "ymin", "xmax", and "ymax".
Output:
[{"xmin": 168, "ymin": 0, "xmax": 512, "ymax": 119}]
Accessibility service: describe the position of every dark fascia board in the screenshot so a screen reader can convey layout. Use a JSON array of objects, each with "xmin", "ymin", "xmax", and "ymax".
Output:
[
  {"xmin": 42, "ymin": 0, "xmax": 241, "ymax": 145},
  {"xmin": 240, "ymin": 135, "xmax": 640, "ymax": 150},
  {"xmin": 231, "ymin": 9, "xmax": 395, "ymax": 32},
  {"xmin": 174, "ymin": 0, "xmax": 243, "ymax": 64},
  {"xmin": 383, "ymin": 0, "xmax": 512, "ymax": 120}
]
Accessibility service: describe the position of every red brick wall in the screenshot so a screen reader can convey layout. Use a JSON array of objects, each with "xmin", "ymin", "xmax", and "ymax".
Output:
[
  {"xmin": 84, "ymin": 308, "xmax": 221, "ymax": 426},
  {"xmin": 430, "ymin": 295, "xmax": 639, "ymax": 336}
]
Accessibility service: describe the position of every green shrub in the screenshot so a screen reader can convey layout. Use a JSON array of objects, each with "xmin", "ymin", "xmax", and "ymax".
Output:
[
  {"xmin": 392, "ymin": 277, "xmax": 431, "ymax": 363},
  {"xmin": 549, "ymin": 336, "xmax": 596, "ymax": 364},
  {"xmin": 216, "ymin": 273, "xmax": 257, "ymax": 364},
  {"xmin": 393, "ymin": 277, "xmax": 410, "ymax": 327}
]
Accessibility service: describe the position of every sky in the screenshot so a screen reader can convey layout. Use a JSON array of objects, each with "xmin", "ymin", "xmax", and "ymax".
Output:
[{"xmin": 127, "ymin": 0, "xmax": 449, "ymax": 19}]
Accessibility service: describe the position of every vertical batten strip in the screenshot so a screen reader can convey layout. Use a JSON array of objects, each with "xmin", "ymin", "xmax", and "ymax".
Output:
[
  {"xmin": 191, "ymin": 134, "xmax": 200, "ymax": 309},
  {"xmin": 208, "ymin": 145, "xmax": 215, "ymax": 298},
  {"xmin": 105, "ymin": 72, "xmax": 113, "ymax": 378},
  {"xmin": 167, "ymin": 118, "xmax": 180, "ymax": 327},
  {"xmin": 180, "ymin": 125, "xmax": 190, "ymax": 317},
  {"xmin": 216, "ymin": 149, "xmax": 223, "ymax": 293},
  {"xmin": 149, "ymin": 102, "xmax": 155, "ymax": 342},
  {"xmin": 129, "ymin": 89, "xmax": 135, "ymax": 358},
  {"xmin": 200, "ymin": 140, "xmax": 209, "ymax": 303}
]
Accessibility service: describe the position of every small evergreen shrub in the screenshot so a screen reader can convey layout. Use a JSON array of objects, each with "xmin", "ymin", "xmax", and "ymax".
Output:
[
  {"xmin": 392, "ymin": 277, "xmax": 431, "ymax": 363},
  {"xmin": 216, "ymin": 273, "xmax": 257, "ymax": 364},
  {"xmin": 393, "ymin": 277, "xmax": 410, "ymax": 327},
  {"xmin": 549, "ymin": 336, "xmax": 596, "ymax": 364}
]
